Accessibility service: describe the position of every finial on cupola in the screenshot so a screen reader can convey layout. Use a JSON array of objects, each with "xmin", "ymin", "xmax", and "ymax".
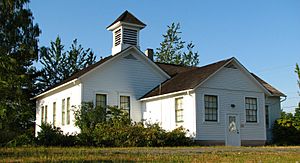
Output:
[{"xmin": 107, "ymin": 10, "xmax": 146, "ymax": 55}]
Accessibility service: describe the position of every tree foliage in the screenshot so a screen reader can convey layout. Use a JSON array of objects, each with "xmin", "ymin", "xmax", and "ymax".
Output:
[
  {"xmin": 155, "ymin": 23, "xmax": 199, "ymax": 66},
  {"xmin": 0, "ymin": 0, "xmax": 40, "ymax": 145},
  {"xmin": 272, "ymin": 65, "xmax": 300, "ymax": 145},
  {"xmin": 296, "ymin": 63, "xmax": 300, "ymax": 93},
  {"xmin": 38, "ymin": 36, "xmax": 96, "ymax": 91}
]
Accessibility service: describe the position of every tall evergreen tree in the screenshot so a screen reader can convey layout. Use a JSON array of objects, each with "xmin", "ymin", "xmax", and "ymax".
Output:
[
  {"xmin": 0, "ymin": 0, "xmax": 41, "ymax": 144},
  {"xmin": 155, "ymin": 23, "xmax": 199, "ymax": 66},
  {"xmin": 296, "ymin": 63, "xmax": 300, "ymax": 92},
  {"xmin": 295, "ymin": 64, "xmax": 300, "ymax": 121},
  {"xmin": 38, "ymin": 36, "xmax": 96, "ymax": 91}
]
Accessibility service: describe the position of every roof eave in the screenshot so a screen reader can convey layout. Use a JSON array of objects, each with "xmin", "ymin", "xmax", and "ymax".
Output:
[
  {"xmin": 107, "ymin": 21, "xmax": 146, "ymax": 31},
  {"xmin": 139, "ymin": 89, "xmax": 193, "ymax": 101},
  {"xmin": 31, "ymin": 79, "xmax": 78, "ymax": 100}
]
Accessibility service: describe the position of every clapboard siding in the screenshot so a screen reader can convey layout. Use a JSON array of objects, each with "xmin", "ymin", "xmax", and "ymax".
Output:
[
  {"xmin": 142, "ymin": 92, "xmax": 196, "ymax": 135},
  {"xmin": 35, "ymin": 83, "xmax": 82, "ymax": 135},
  {"xmin": 265, "ymin": 96, "xmax": 281, "ymax": 141},
  {"xmin": 81, "ymin": 49, "xmax": 167, "ymax": 122},
  {"xmin": 201, "ymin": 67, "xmax": 262, "ymax": 92},
  {"xmin": 195, "ymin": 67, "xmax": 266, "ymax": 141}
]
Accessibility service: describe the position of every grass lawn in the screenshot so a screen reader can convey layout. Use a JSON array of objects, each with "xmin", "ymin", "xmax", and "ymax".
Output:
[{"xmin": 1, "ymin": 146, "xmax": 300, "ymax": 162}]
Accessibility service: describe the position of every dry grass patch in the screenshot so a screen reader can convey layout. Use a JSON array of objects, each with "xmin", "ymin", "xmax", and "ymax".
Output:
[{"xmin": 1, "ymin": 146, "xmax": 300, "ymax": 162}]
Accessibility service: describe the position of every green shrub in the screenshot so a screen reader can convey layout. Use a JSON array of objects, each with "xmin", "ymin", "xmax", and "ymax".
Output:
[
  {"xmin": 74, "ymin": 103, "xmax": 193, "ymax": 147},
  {"xmin": 273, "ymin": 118, "xmax": 300, "ymax": 145},
  {"xmin": 36, "ymin": 123, "xmax": 76, "ymax": 146},
  {"xmin": 6, "ymin": 128, "xmax": 35, "ymax": 147}
]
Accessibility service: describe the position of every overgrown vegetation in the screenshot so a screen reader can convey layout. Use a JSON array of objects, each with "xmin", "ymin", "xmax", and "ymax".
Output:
[
  {"xmin": 272, "ymin": 64, "xmax": 300, "ymax": 145},
  {"xmin": 74, "ymin": 103, "xmax": 193, "ymax": 147}
]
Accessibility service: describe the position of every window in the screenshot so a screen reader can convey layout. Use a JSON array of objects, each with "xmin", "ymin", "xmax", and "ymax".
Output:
[
  {"xmin": 66, "ymin": 97, "xmax": 70, "ymax": 125},
  {"xmin": 41, "ymin": 106, "xmax": 44, "ymax": 124},
  {"xmin": 96, "ymin": 94, "xmax": 107, "ymax": 108},
  {"xmin": 245, "ymin": 97, "xmax": 258, "ymax": 123},
  {"xmin": 265, "ymin": 105, "xmax": 269, "ymax": 128},
  {"xmin": 53, "ymin": 102, "xmax": 56, "ymax": 126},
  {"xmin": 62, "ymin": 99, "xmax": 65, "ymax": 126},
  {"xmin": 120, "ymin": 96, "xmax": 130, "ymax": 115},
  {"xmin": 175, "ymin": 97, "xmax": 184, "ymax": 123},
  {"xmin": 45, "ymin": 105, "xmax": 48, "ymax": 123},
  {"xmin": 204, "ymin": 95, "xmax": 218, "ymax": 122}
]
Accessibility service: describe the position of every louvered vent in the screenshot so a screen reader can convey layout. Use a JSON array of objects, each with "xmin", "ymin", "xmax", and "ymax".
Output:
[
  {"xmin": 123, "ymin": 28, "xmax": 137, "ymax": 46},
  {"xmin": 115, "ymin": 29, "xmax": 121, "ymax": 46},
  {"xmin": 124, "ymin": 54, "xmax": 137, "ymax": 60},
  {"xmin": 225, "ymin": 63, "xmax": 237, "ymax": 69}
]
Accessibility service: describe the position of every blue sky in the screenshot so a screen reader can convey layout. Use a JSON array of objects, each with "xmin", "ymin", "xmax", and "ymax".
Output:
[{"xmin": 29, "ymin": 0, "xmax": 300, "ymax": 112}]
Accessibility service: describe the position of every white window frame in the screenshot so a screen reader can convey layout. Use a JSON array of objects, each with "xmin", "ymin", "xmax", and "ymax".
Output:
[
  {"xmin": 66, "ymin": 97, "xmax": 71, "ymax": 125},
  {"xmin": 118, "ymin": 93, "xmax": 132, "ymax": 118},
  {"xmin": 94, "ymin": 91, "xmax": 108, "ymax": 107},
  {"xmin": 53, "ymin": 102, "xmax": 56, "ymax": 126},
  {"xmin": 244, "ymin": 96, "xmax": 259, "ymax": 124},
  {"xmin": 202, "ymin": 94, "xmax": 220, "ymax": 123},
  {"xmin": 175, "ymin": 96, "xmax": 184, "ymax": 123}
]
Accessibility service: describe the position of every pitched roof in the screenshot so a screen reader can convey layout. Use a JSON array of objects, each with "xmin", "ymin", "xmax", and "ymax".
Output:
[
  {"xmin": 141, "ymin": 58, "xmax": 285, "ymax": 99},
  {"xmin": 251, "ymin": 73, "xmax": 286, "ymax": 97},
  {"xmin": 141, "ymin": 58, "xmax": 232, "ymax": 99},
  {"xmin": 41, "ymin": 55, "xmax": 115, "ymax": 94},
  {"xmin": 107, "ymin": 10, "xmax": 146, "ymax": 29},
  {"xmin": 156, "ymin": 62, "xmax": 198, "ymax": 77}
]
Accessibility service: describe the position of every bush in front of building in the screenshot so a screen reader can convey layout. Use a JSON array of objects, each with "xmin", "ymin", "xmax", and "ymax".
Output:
[
  {"xmin": 272, "ymin": 110, "xmax": 300, "ymax": 145},
  {"xmin": 74, "ymin": 102, "xmax": 193, "ymax": 147}
]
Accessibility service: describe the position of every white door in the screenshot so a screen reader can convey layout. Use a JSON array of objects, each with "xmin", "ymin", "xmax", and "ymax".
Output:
[{"xmin": 225, "ymin": 114, "xmax": 241, "ymax": 146}]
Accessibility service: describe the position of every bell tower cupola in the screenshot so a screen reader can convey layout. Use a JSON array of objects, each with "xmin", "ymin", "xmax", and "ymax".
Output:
[{"xmin": 107, "ymin": 10, "xmax": 146, "ymax": 55}]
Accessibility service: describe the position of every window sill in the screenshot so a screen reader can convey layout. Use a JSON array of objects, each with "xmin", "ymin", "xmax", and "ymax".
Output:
[
  {"xmin": 203, "ymin": 121, "xmax": 219, "ymax": 125},
  {"xmin": 245, "ymin": 122, "xmax": 259, "ymax": 126}
]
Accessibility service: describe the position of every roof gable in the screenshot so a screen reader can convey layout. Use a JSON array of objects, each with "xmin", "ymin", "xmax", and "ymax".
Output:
[
  {"xmin": 140, "ymin": 58, "xmax": 232, "ymax": 99},
  {"xmin": 33, "ymin": 46, "xmax": 170, "ymax": 99},
  {"xmin": 141, "ymin": 57, "xmax": 284, "ymax": 100}
]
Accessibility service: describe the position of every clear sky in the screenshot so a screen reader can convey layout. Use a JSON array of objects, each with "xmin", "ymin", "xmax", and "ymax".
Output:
[{"xmin": 29, "ymin": 0, "xmax": 300, "ymax": 112}]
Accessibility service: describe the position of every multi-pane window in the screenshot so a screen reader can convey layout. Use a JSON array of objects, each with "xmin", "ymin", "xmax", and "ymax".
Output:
[
  {"xmin": 45, "ymin": 105, "xmax": 48, "ymax": 123},
  {"xmin": 245, "ymin": 97, "xmax": 258, "ymax": 123},
  {"xmin": 204, "ymin": 95, "xmax": 218, "ymax": 122},
  {"xmin": 41, "ymin": 106, "xmax": 44, "ymax": 124},
  {"xmin": 53, "ymin": 102, "xmax": 56, "ymax": 126},
  {"xmin": 120, "ymin": 96, "xmax": 130, "ymax": 115},
  {"xmin": 175, "ymin": 97, "xmax": 184, "ymax": 123},
  {"xmin": 66, "ymin": 97, "xmax": 70, "ymax": 125},
  {"xmin": 96, "ymin": 94, "xmax": 107, "ymax": 108},
  {"xmin": 62, "ymin": 99, "xmax": 65, "ymax": 126},
  {"xmin": 265, "ymin": 105, "xmax": 269, "ymax": 128}
]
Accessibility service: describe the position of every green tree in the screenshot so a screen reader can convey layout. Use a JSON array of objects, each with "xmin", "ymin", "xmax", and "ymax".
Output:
[
  {"xmin": 155, "ymin": 23, "xmax": 199, "ymax": 66},
  {"xmin": 38, "ymin": 36, "xmax": 96, "ymax": 91},
  {"xmin": 296, "ymin": 63, "xmax": 300, "ymax": 92},
  {"xmin": 0, "ymin": 0, "xmax": 40, "ymax": 145}
]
